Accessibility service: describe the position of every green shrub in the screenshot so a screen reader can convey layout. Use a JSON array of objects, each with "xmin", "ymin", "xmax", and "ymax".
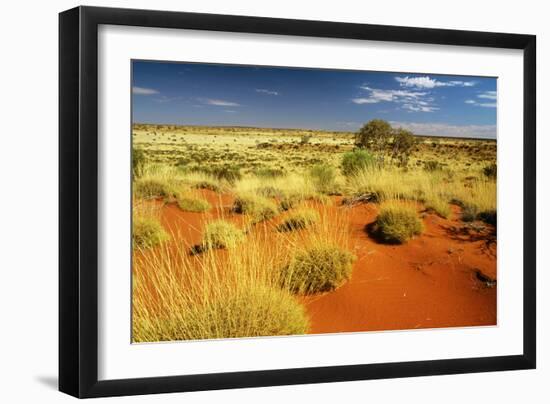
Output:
[
  {"xmin": 423, "ymin": 160, "xmax": 443, "ymax": 172},
  {"xmin": 133, "ymin": 217, "xmax": 168, "ymax": 248},
  {"xmin": 176, "ymin": 194, "xmax": 211, "ymax": 212},
  {"xmin": 212, "ymin": 165, "xmax": 242, "ymax": 183},
  {"xmin": 193, "ymin": 165, "xmax": 241, "ymax": 183},
  {"xmin": 134, "ymin": 178, "xmax": 178, "ymax": 199},
  {"xmin": 232, "ymin": 194, "xmax": 279, "ymax": 222},
  {"xmin": 133, "ymin": 285, "xmax": 309, "ymax": 342},
  {"xmin": 203, "ymin": 220, "xmax": 245, "ymax": 249},
  {"xmin": 309, "ymin": 164, "xmax": 336, "ymax": 194},
  {"xmin": 192, "ymin": 180, "xmax": 221, "ymax": 193},
  {"xmin": 132, "ymin": 148, "xmax": 146, "ymax": 178},
  {"xmin": 483, "ymin": 163, "xmax": 497, "ymax": 179},
  {"xmin": 373, "ymin": 203, "xmax": 423, "ymax": 243},
  {"xmin": 281, "ymin": 244, "xmax": 356, "ymax": 294},
  {"xmin": 277, "ymin": 209, "xmax": 320, "ymax": 232},
  {"xmin": 342, "ymin": 149, "xmax": 375, "ymax": 176},
  {"xmin": 253, "ymin": 167, "xmax": 285, "ymax": 178}
]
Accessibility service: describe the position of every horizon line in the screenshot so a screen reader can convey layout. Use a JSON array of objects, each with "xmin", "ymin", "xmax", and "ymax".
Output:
[{"xmin": 132, "ymin": 122, "xmax": 496, "ymax": 141}]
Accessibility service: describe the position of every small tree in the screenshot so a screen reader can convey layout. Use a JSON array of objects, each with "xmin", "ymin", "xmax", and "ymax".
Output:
[
  {"xmin": 390, "ymin": 128, "xmax": 417, "ymax": 167},
  {"xmin": 355, "ymin": 119, "xmax": 393, "ymax": 154}
]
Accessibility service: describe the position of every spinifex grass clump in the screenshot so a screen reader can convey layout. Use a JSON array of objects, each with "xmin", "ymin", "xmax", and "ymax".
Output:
[
  {"xmin": 232, "ymin": 193, "xmax": 279, "ymax": 222},
  {"xmin": 279, "ymin": 193, "xmax": 301, "ymax": 211},
  {"xmin": 277, "ymin": 209, "xmax": 320, "ymax": 232},
  {"xmin": 176, "ymin": 193, "xmax": 211, "ymax": 212},
  {"xmin": 132, "ymin": 225, "xmax": 309, "ymax": 342},
  {"xmin": 281, "ymin": 244, "xmax": 356, "ymax": 294},
  {"xmin": 192, "ymin": 180, "xmax": 221, "ymax": 192},
  {"xmin": 133, "ymin": 285, "xmax": 309, "ymax": 342},
  {"xmin": 134, "ymin": 178, "xmax": 179, "ymax": 199},
  {"xmin": 252, "ymin": 167, "xmax": 286, "ymax": 178},
  {"xmin": 373, "ymin": 202, "xmax": 423, "ymax": 244},
  {"xmin": 202, "ymin": 220, "xmax": 245, "ymax": 249},
  {"xmin": 132, "ymin": 216, "xmax": 169, "ymax": 249},
  {"xmin": 256, "ymin": 185, "xmax": 285, "ymax": 199},
  {"xmin": 425, "ymin": 197, "xmax": 451, "ymax": 219},
  {"xmin": 309, "ymin": 164, "xmax": 337, "ymax": 194}
]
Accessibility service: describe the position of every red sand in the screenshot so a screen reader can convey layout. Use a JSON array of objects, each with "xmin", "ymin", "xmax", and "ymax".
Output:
[
  {"xmin": 145, "ymin": 192, "xmax": 496, "ymax": 334},
  {"xmin": 302, "ymin": 203, "xmax": 496, "ymax": 333}
]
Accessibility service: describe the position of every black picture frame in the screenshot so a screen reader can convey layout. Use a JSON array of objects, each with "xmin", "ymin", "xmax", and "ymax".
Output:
[{"xmin": 59, "ymin": 5, "xmax": 536, "ymax": 398}]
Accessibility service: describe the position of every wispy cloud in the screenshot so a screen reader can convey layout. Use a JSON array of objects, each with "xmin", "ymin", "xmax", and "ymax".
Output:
[
  {"xmin": 477, "ymin": 90, "xmax": 497, "ymax": 100},
  {"xmin": 395, "ymin": 76, "xmax": 476, "ymax": 89},
  {"xmin": 390, "ymin": 121, "xmax": 496, "ymax": 139},
  {"xmin": 402, "ymin": 103, "xmax": 439, "ymax": 113},
  {"xmin": 153, "ymin": 95, "xmax": 183, "ymax": 103},
  {"xmin": 201, "ymin": 98, "xmax": 241, "ymax": 107},
  {"xmin": 465, "ymin": 91, "xmax": 497, "ymax": 108},
  {"xmin": 353, "ymin": 86, "xmax": 437, "ymax": 112},
  {"xmin": 132, "ymin": 86, "xmax": 159, "ymax": 95},
  {"xmin": 255, "ymin": 88, "xmax": 279, "ymax": 96}
]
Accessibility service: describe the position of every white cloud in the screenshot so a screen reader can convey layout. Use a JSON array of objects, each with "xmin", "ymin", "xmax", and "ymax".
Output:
[
  {"xmin": 354, "ymin": 86, "xmax": 427, "ymax": 103},
  {"xmin": 402, "ymin": 103, "xmax": 439, "ymax": 113},
  {"xmin": 132, "ymin": 86, "xmax": 159, "ymax": 95},
  {"xmin": 153, "ymin": 95, "xmax": 182, "ymax": 103},
  {"xmin": 390, "ymin": 121, "xmax": 496, "ymax": 139},
  {"xmin": 353, "ymin": 86, "xmax": 436, "ymax": 112},
  {"xmin": 478, "ymin": 91, "xmax": 497, "ymax": 100},
  {"xmin": 464, "ymin": 91, "xmax": 497, "ymax": 108},
  {"xmin": 395, "ymin": 76, "xmax": 476, "ymax": 89},
  {"xmin": 352, "ymin": 97, "xmax": 381, "ymax": 104},
  {"xmin": 255, "ymin": 88, "xmax": 279, "ymax": 96},
  {"xmin": 450, "ymin": 80, "xmax": 476, "ymax": 87},
  {"xmin": 201, "ymin": 98, "xmax": 241, "ymax": 107}
]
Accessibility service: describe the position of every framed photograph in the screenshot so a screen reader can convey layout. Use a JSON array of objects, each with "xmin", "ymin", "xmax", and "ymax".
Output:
[{"xmin": 59, "ymin": 6, "xmax": 536, "ymax": 398}]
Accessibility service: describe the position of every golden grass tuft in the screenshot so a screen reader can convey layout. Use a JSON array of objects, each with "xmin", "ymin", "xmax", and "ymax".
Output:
[
  {"xmin": 232, "ymin": 193, "xmax": 279, "ymax": 222},
  {"xmin": 280, "ymin": 244, "xmax": 356, "ymax": 294},
  {"xmin": 203, "ymin": 220, "xmax": 245, "ymax": 249},
  {"xmin": 372, "ymin": 201, "xmax": 423, "ymax": 244},
  {"xmin": 133, "ymin": 284, "xmax": 308, "ymax": 342},
  {"xmin": 132, "ymin": 224, "xmax": 310, "ymax": 342},
  {"xmin": 425, "ymin": 197, "xmax": 451, "ymax": 219},
  {"xmin": 133, "ymin": 178, "xmax": 179, "ymax": 199},
  {"xmin": 277, "ymin": 209, "xmax": 320, "ymax": 232},
  {"xmin": 176, "ymin": 193, "xmax": 211, "ymax": 212},
  {"xmin": 133, "ymin": 216, "xmax": 169, "ymax": 248}
]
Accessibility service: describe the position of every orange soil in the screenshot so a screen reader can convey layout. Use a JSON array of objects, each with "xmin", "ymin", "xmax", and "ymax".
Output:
[
  {"xmin": 144, "ymin": 190, "xmax": 496, "ymax": 334},
  {"xmin": 302, "ymin": 202, "xmax": 496, "ymax": 333}
]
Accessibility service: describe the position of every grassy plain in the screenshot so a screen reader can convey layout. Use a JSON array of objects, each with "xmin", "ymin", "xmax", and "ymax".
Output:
[{"xmin": 131, "ymin": 123, "xmax": 497, "ymax": 342}]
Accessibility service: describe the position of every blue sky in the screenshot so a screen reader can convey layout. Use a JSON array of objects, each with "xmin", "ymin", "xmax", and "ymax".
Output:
[{"xmin": 132, "ymin": 60, "xmax": 497, "ymax": 139}]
